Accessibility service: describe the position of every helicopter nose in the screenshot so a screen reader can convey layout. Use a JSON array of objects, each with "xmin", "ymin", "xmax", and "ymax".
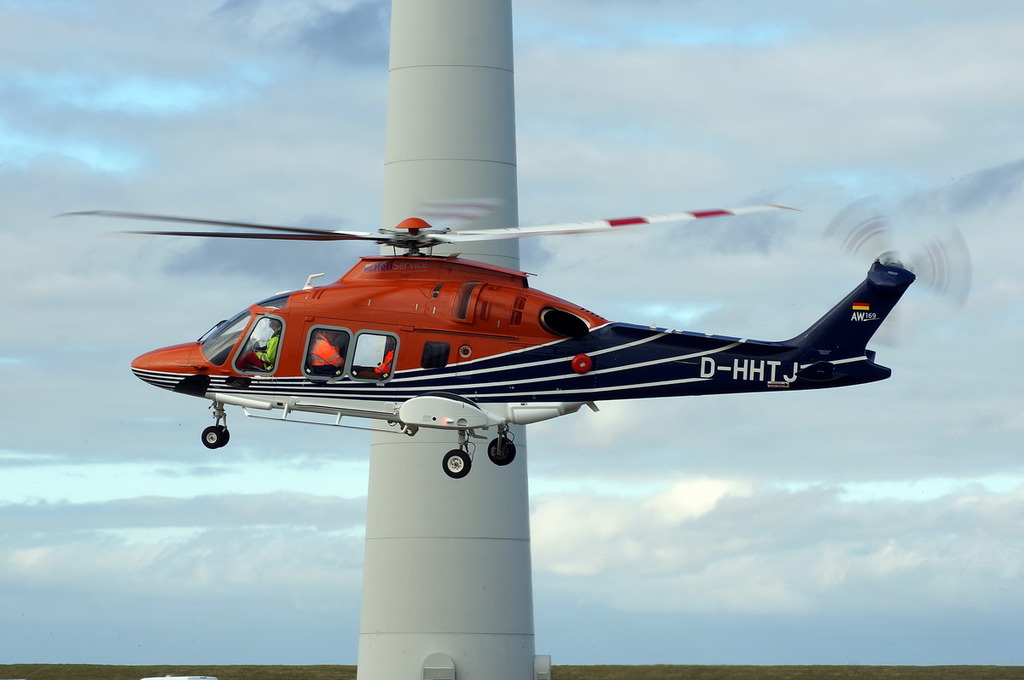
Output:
[{"xmin": 131, "ymin": 343, "xmax": 208, "ymax": 394}]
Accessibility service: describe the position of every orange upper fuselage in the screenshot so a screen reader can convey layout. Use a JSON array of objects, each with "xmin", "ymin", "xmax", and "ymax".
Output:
[
  {"xmin": 283, "ymin": 255, "xmax": 608, "ymax": 374},
  {"xmin": 132, "ymin": 255, "xmax": 608, "ymax": 381}
]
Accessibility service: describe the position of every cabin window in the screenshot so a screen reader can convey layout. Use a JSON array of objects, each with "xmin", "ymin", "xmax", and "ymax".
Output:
[
  {"xmin": 234, "ymin": 315, "xmax": 285, "ymax": 374},
  {"xmin": 351, "ymin": 332, "xmax": 398, "ymax": 381},
  {"xmin": 539, "ymin": 307, "xmax": 590, "ymax": 339},
  {"xmin": 421, "ymin": 341, "xmax": 451, "ymax": 369},
  {"xmin": 304, "ymin": 327, "xmax": 351, "ymax": 378}
]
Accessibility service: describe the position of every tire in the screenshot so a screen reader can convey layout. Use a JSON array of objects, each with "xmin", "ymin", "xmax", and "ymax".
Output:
[
  {"xmin": 487, "ymin": 437, "xmax": 517, "ymax": 466},
  {"xmin": 442, "ymin": 449, "xmax": 471, "ymax": 479},
  {"xmin": 201, "ymin": 425, "xmax": 229, "ymax": 449}
]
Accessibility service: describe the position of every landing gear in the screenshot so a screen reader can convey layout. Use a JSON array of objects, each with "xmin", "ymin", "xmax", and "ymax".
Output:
[
  {"xmin": 487, "ymin": 428, "xmax": 516, "ymax": 466},
  {"xmin": 202, "ymin": 425, "xmax": 230, "ymax": 449},
  {"xmin": 202, "ymin": 401, "xmax": 231, "ymax": 449},
  {"xmin": 441, "ymin": 426, "xmax": 517, "ymax": 478},
  {"xmin": 441, "ymin": 427, "xmax": 475, "ymax": 479},
  {"xmin": 442, "ymin": 449, "xmax": 471, "ymax": 479}
]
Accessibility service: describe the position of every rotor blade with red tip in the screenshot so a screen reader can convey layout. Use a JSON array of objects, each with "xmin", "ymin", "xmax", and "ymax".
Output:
[{"xmin": 442, "ymin": 204, "xmax": 795, "ymax": 242}]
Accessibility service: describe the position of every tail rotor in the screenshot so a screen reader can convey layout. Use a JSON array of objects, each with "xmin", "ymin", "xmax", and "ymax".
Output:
[{"xmin": 824, "ymin": 198, "xmax": 972, "ymax": 307}]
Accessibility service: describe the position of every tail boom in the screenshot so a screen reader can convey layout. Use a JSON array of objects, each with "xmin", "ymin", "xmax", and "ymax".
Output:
[{"xmin": 455, "ymin": 259, "xmax": 916, "ymax": 402}]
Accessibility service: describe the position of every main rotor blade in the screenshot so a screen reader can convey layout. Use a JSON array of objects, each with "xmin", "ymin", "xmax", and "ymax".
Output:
[
  {"xmin": 62, "ymin": 210, "xmax": 378, "ymax": 239},
  {"xmin": 120, "ymin": 230, "xmax": 378, "ymax": 241},
  {"xmin": 445, "ymin": 204, "xmax": 795, "ymax": 241}
]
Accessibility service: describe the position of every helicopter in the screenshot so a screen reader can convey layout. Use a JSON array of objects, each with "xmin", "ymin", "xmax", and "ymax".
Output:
[{"xmin": 71, "ymin": 204, "xmax": 915, "ymax": 478}]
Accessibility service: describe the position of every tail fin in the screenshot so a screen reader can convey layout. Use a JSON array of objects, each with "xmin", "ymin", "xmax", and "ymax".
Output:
[{"xmin": 786, "ymin": 260, "xmax": 915, "ymax": 374}]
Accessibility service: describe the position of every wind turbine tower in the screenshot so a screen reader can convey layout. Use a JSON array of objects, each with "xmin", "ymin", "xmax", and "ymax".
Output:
[{"xmin": 358, "ymin": 2, "xmax": 543, "ymax": 679}]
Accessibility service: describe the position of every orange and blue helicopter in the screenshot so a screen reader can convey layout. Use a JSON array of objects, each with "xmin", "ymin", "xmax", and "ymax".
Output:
[{"xmin": 72, "ymin": 205, "xmax": 915, "ymax": 478}]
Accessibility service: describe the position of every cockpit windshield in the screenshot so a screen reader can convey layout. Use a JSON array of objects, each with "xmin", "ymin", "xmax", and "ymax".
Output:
[
  {"xmin": 198, "ymin": 294, "xmax": 290, "ymax": 366},
  {"xmin": 200, "ymin": 310, "xmax": 252, "ymax": 366}
]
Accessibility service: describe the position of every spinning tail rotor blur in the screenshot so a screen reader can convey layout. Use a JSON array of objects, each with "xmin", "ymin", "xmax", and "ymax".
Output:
[{"xmin": 824, "ymin": 198, "xmax": 972, "ymax": 307}]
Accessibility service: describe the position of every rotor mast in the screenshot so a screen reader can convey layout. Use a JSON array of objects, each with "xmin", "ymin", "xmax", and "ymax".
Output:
[{"xmin": 358, "ymin": 2, "xmax": 536, "ymax": 680}]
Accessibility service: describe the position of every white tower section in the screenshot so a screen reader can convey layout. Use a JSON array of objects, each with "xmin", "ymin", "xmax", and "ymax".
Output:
[
  {"xmin": 357, "ymin": 2, "xmax": 536, "ymax": 680},
  {"xmin": 382, "ymin": 0, "xmax": 520, "ymax": 267}
]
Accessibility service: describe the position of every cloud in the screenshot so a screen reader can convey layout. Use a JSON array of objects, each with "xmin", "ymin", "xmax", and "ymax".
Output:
[
  {"xmin": 0, "ymin": 493, "xmax": 364, "ymax": 534},
  {"xmin": 0, "ymin": 520, "xmax": 365, "ymax": 663},
  {"xmin": 532, "ymin": 478, "xmax": 1024, "ymax": 619},
  {"xmin": 293, "ymin": 1, "xmax": 390, "ymax": 66},
  {"xmin": 214, "ymin": 0, "xmax": 390, "ymax": 67},
  {"xmin": 943, "ymin": 159, "xmax": 1024, "ymax": 213}
]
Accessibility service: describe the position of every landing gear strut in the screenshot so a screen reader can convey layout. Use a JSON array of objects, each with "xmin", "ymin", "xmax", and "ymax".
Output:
[{"xmin": 202, "ymin": 402, "xmax": 230, "ymax": 449}]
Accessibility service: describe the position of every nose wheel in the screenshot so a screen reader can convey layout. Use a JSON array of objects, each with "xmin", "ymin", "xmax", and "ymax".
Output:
[
  {"xmin": 202, "ymin": 402, "xmax": 231, "ymax": 449},
  {"xmin": 202, "ymin": 425, "xmax": 230, "ymax": 449}
]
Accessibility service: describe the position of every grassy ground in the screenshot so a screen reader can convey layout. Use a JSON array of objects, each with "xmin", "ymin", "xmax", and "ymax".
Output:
[{"xmin": 2, "ymin": 666, "xmax": 1022, "ymax": 680}]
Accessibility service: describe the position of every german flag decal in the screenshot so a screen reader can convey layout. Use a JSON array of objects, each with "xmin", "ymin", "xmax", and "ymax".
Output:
[{"xmin": 852, "ymin": 302, "xmax": 871, "ymax": 311}]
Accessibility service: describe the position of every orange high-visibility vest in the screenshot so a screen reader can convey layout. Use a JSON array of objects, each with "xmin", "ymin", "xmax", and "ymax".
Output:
[
  {"xmin": 310, "ymin": 336, "xmax": 343, "ymax": 368},
  {"xmin": 374, "ymin": 349, "xmax": 394, "ymax": 378}
]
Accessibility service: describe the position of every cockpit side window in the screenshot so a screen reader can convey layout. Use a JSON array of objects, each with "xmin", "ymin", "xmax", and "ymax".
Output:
[
  {"xmin": 254, "ymin": 293, "xmax": 290, "ymax": 309},
  {"xmin": 234, "ymin": 315, "xmax": 285, "ymax": 374},
  {"xmin": 200, "ymin": 310, "xmax": 252, "ymax": 366},
  {"xmin": 351, "ymin": 332, "xmax": 398, "ymax": 382},
  {"xmin": 304, "ymin": 327, "xmax": 351, "ymax": 379}
]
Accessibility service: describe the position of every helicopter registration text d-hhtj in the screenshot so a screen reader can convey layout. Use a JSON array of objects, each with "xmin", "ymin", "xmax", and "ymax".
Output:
[{"xmin": 699, "ymin": 357, "xmax": 800, "ymax": 385}]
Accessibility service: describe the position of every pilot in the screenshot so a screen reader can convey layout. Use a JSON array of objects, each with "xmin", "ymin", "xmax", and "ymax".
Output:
[
  {"xmin": 309, "ymin": 329, "xmax": 346, "ymax": 376},
  {"xmin": 256, "ymin": 319, "xmax": 283, "ymax": 370},
  {"xmin": 237, "ymin": 318, "xmax": 283, "ymax": 372}
]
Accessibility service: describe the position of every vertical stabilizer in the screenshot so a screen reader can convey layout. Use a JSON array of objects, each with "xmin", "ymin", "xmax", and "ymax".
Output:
[{"xmin": 787, "ymin": 259, "xmax": 915, "ymax": 358}]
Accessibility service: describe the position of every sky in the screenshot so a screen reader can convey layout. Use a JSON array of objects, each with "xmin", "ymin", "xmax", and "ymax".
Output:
[{"xmin": 2, "ymin": 0, "xmax": 1023, "ymax": 667}]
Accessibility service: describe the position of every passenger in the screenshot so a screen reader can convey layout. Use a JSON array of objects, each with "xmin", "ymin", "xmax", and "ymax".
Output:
[
  {"xmin": 374, "ymin": 348, "xmax": 395, "ymax": 379},
  {"xmin": 309, "ymin": 329, "xmax": 346, "ymax": 376}
]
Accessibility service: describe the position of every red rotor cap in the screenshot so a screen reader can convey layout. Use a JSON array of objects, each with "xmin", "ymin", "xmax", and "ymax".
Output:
[{"xmin": 395, "ymin": 217, "xmax": 432, "ymax": 232}]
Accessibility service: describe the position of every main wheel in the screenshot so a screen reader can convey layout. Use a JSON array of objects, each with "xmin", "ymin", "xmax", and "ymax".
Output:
[
  {"xmin": 201, "ymin": 425, "xmax": 229, "ymax": 449},
  {"xmin": 442, "ymin": 449, "xmax": 471, "ymax": 479},
  {"xmin": 487, "ymin": 437, "xmax": 517, "ymax": 466}
]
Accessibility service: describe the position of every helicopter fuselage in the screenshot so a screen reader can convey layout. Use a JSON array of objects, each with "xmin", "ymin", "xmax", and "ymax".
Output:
[{"xmin": 132, "ymin": 253, "xmax": 914, "ymax": 472}]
